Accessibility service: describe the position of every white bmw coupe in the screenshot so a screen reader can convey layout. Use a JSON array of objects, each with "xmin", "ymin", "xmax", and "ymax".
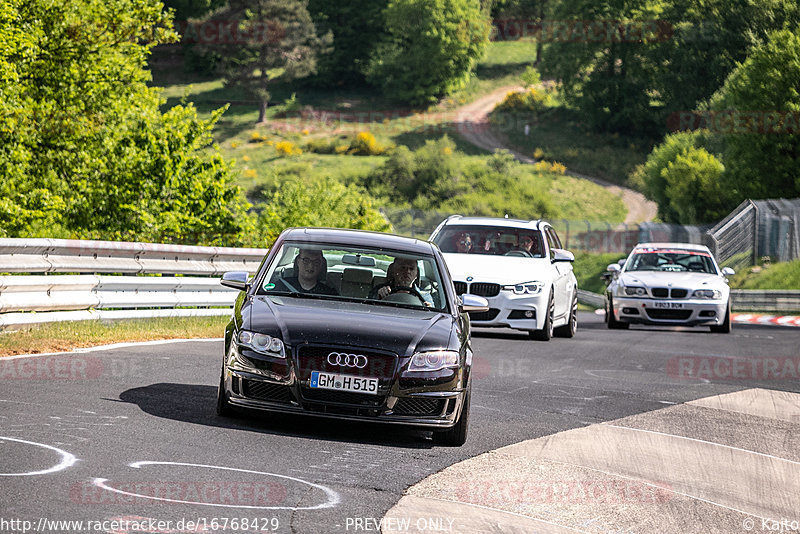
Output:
[{"xmin": 604, "ymin": 242, "xmax": 735, "ymax": 333}]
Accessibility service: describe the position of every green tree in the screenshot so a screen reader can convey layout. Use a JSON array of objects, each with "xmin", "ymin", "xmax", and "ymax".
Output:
[
  {"xmin": 661, "ymin": 147, "xmax": 728, "ymax": 224},
  {"xmin": 255, "ymin": 178, "xmax": 391, "ymax": 243},
  {"xmin": 652, "ymin": 0, "xmax": 800, "ymax": 119},
  {"xmin": 306, "ymin": 0, "xmax": 388, "ymax": 86},
  {"xmin": 707, "ymin": 28, "xmax": 800, "ymax": 200},
  {"xmin": 200, "ymin": 0, "xmax": 331, "ymax": 123},
  {"xmin": 539, "ymin": 0, "xmax": 664, "ymax": 135},
  {"xmin": 366, "ymin": 0, "xmax": 491, "ymax": 105},
  {"xmin": 0, "ymin": 0, "xmax": 253, "ymax": 244}
]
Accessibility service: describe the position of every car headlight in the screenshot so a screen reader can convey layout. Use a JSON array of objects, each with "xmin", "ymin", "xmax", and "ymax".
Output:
[
  {"xmin": 693, "ymin": 289, "xmax": 721, "ymax": 299},
  {"xmin": 624, "ymin": 286, "xmax": 647, "ymax": 296},
  {"xmin": 408, "ymin": 350, "xmax": 459, "ymax": 372},
  {"xmin": 505, "ymin": 282, "xmax": 544, "ymax": 295},
  {"xmin": 237, "ymin": 330, "xmax": 286, "ymax": 358}
]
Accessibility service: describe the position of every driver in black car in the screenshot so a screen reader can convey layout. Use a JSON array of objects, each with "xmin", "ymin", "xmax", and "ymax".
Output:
[{"xmin": 369, "ymin": 258, "xmax": 433, "ymax": 306}]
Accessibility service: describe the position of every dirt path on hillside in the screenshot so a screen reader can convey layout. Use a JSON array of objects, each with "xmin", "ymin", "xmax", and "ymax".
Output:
[{"xmin": 452, "ymin": 86, "xmax": 657, "ymax": 224}]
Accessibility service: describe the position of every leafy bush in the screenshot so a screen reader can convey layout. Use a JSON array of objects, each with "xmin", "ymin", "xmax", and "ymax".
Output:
[
  {"xmin": 274, "ymin": 141, "xmax": 303, "ymax": 156},
  {"xmin": 255, "ymin": 177, "xmax": 391, "ymax": 243},
  {"xmin": 366, "ymin": 0, "xmax": 490, "ymax": 105},
  {"xmin": 494, "ymin": 87, "xmax": 553, "ymax": 114},
  {"xmin": 631, "ymin": 131, "xmax": 729, "ymax": 224},
  {"xmin": 348, "ymin": 131, "xmax": 388, "ymax": 155}
]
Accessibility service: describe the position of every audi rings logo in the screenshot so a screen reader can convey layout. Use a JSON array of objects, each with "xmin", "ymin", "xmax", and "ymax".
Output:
[{"xmin": 327, "ymin": 352, "xmax": 368, "ymax": 368}]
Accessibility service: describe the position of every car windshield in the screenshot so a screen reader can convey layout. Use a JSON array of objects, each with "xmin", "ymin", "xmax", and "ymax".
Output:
[
  {"xmin": 626, "ymin": 249, "xmax": 717, "ymax": 274},
  {"xmin": 256, "ymin": 241, "xmax": 448, "ymax": 311},
  {"xmin": 432, "ymin": 225, "xmax": 545, "ymax": 257}
]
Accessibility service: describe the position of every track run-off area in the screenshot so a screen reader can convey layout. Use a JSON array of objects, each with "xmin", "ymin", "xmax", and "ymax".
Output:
[{"xmin": 1, "ymin": 312, "xmax": 798, "ymax": 534}]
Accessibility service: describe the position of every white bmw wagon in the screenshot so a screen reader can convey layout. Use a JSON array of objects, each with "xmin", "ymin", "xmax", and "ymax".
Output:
[{"xmin": 430, "ymin": 216, "xmax": 578, "ymax": 341}]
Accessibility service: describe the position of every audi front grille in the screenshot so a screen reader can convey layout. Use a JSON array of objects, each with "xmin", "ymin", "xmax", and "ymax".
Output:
[{"xmin": 296, "ymin": 345, "xmax": 397, "ymax": 381}]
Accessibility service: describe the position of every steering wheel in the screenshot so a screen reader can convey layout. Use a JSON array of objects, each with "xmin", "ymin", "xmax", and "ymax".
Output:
[
  {"xmin": 383, "ymin": 286, "xmax": 427, "ymax": 305},
  {"xmin": 504, "ymin": 250, "xmax": 532, "ymax": 258}
]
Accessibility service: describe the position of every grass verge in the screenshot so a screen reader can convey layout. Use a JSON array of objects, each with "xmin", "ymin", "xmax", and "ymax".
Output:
[
  {"xmin": 729, "ymin": 260, "xmax": 800, "ymax": 290},
  {"xmin": 0, "ymin": 316, "xmax": 229, "ymax": 357}
]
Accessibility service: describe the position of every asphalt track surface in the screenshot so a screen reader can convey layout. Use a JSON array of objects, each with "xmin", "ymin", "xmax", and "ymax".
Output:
[{"xmin": 1, "ymin": 312, "xmax": 799, "ymax": 534}]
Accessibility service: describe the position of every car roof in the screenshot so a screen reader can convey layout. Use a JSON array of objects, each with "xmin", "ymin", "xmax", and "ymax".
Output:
[
  {"xmin": 633, "ymin": 242, "xmax": 712, "ymax": 254},
  {"xmin": 440, "ymin": 215, "xmax": 544, "ymax": 230},
  {"xmin": 280, "ymin": 227, "xmax": 436, "ymax": 254}
]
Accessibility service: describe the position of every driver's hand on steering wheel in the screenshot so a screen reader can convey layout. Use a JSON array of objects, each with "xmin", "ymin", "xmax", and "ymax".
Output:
[{"xmin": 377, "ymin": 286, "xmax": 392, "ymax": 299}]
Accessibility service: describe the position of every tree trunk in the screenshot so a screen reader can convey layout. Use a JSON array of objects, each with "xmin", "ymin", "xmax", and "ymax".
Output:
[{"xmin": 258, "ymin": 99, "xmax": 268, "ymax": 123}]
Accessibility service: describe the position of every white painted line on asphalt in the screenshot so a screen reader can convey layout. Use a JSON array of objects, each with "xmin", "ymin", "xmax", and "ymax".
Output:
[
  {"xmin": 2, "ymin": 338, "xmax": 223, "ymax": 360},
  {"xmin": 601, "ymin": 423, "xmax": 800, "ymax": 466},
  {"xmin": 93, "ymin": 461, "xmax": 340, "ymax": 510},
  {"xmin": 0, "ymin": 436, "xmax": 78, "ymax": 476}
]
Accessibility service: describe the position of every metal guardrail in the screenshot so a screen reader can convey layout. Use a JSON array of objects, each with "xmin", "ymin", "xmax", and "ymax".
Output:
[
  {"xmin": 577, "ymin": 289, "xmax": 605, "ymax": 309},
  {"xmin": 0, "ymin": 238, "xmax": 269, "ymax": 330},
  {"xmin": 577, "ymin": 288, "xmax": 800, "ymax": 313},
  {"xmin": 730, "ymin": 290, "xmax": 800, "ymax": 312}
]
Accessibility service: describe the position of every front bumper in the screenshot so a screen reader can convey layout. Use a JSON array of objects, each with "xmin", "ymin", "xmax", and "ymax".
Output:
[
  {"xmin": 221, "ymin": 348, "xmax": 468, "ymax": 429},
  {"xmin": 465, "ymin": 289, "xmax": 548, "ymax": 331},
  {"xmin": 611, "ymin": 296, "xmax": 728, "ymax": 326}
]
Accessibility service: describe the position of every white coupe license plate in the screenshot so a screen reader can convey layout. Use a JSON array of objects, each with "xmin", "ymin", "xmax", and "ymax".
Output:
[
  {"xmin": 653, "ymin": 302, "xmax": 683, "ymax": 309},
  {"xmin": 310, "ymin": 371, "xmax": 379, "ymax": 395}
]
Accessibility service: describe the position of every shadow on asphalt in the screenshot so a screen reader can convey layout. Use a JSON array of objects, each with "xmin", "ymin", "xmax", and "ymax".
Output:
[{"xmin": 115, "ymin": 383, "xmax": 435, "ymax": 449}]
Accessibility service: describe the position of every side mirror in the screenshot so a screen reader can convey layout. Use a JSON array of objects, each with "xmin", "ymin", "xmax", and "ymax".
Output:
[
  {"xmin": 606, "ymin": 263, "xmax": 621, "ymax": 273},
  {"xmin": 721, "ymin": 267, "xmax": 735, "ymax": 276},
  {"xmin": 552, "ymin": 249, "xmax": 575, "ymax": 263},
  {"xmin": 221, "ymin": 271, "xmax": 249, "ymax": 291},
  {"xmin": 459, "ymin": 294, "xmax": 489, "ymax": 313},
  {"xmin": 618, "ymin": 258, "xmax": 627, "ymax": 266}
]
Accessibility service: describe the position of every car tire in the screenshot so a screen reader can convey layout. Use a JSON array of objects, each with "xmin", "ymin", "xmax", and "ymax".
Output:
[
  {"xmin": 606, "ymin": 297, "xmax": 629, "ymax": 330},
  {"xmin": 554, "ymin": 295, "xmax": 578, "ymax": 338},
  {"xmin": 434, "ymin": 388, "xmax": 470, "ymax": 447},
  {"xmin": 530, "ymin": 292, "xmax": 554, "ymax": 341},
  {"xmin": 710, "ymin": 301, "xmax": 732, "ymax": 333},
  {"xmin": 216, "ymin": 364, "xmax": 234, "ymax": 417}
]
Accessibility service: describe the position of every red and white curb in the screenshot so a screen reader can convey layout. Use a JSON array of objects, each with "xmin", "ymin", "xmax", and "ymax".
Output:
[
  {"xmin": 731, "ymin": 313, "xmax": 800, "ymax": 327},
  {"xmin": 593, "ymin": 309, "xmax": 800, "ymax": 327}
]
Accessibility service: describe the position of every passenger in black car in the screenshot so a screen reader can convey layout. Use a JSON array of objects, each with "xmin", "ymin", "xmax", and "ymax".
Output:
[{"xmin": 273, "ymin": 249, "xmax": 338, "ymax": 295}]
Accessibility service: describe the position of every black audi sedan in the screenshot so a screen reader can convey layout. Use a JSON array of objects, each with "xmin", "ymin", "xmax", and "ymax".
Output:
[{"xmin": 217, "ymin": 228, "xmax": 488, "ymax": 446}]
